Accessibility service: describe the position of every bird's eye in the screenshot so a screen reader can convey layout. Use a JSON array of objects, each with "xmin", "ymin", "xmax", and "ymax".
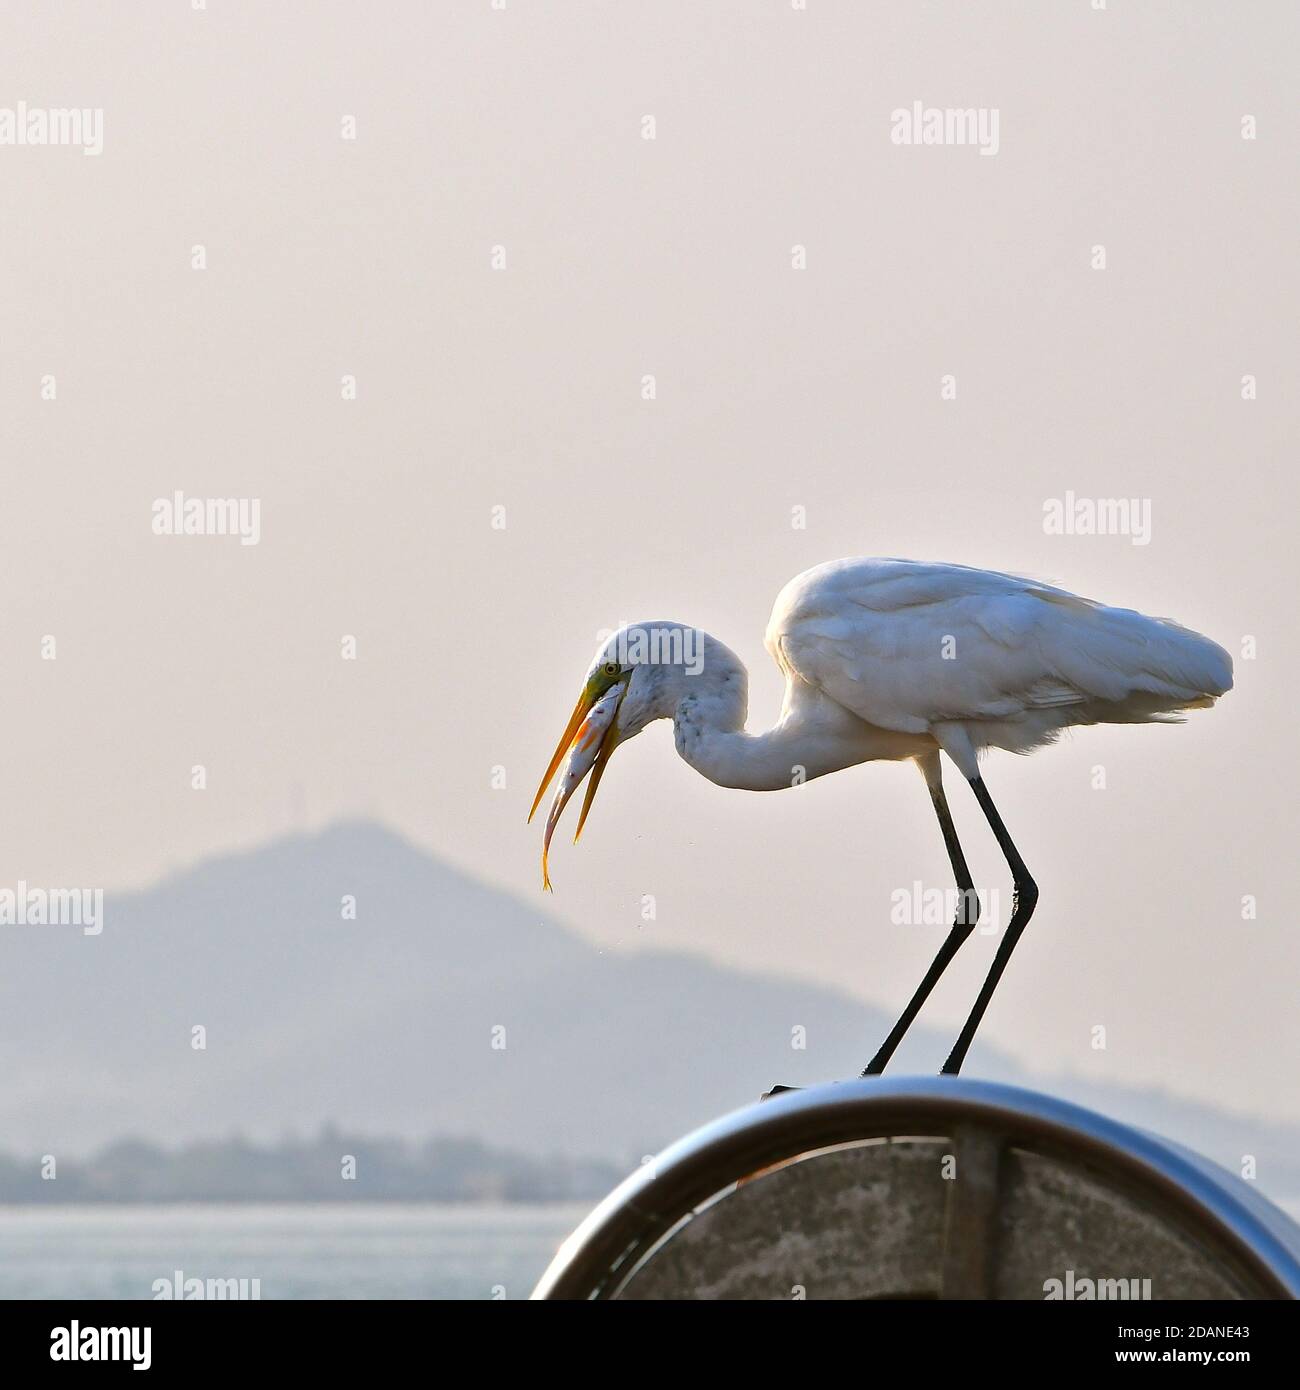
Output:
[{"xmin": 602, "ymin": 662, "xmax": 620, "ymax": 677}]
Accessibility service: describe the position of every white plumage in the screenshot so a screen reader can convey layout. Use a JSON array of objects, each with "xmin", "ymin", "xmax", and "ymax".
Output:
[{"xmin": 766, "ymin": 558, "xmax": 1232, "ymax": 779}]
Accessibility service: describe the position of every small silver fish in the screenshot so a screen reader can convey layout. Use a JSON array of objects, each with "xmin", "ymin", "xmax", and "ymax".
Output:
[{"xmin": 542, "ymin": 682, "xmax": 624, "ymax": 891}]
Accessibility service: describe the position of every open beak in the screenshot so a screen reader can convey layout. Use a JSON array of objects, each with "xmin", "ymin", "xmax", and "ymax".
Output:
[
  {"xmin": 528, "ymin": 686, "xmax": 596, "ymax": 824},
  {"xmin": 572, "ymin": 734, "xmax": 615, "ymax": 843},
  {"xmin": 530, "ymin": 677, "xmax": 626, "ymax": 890}
]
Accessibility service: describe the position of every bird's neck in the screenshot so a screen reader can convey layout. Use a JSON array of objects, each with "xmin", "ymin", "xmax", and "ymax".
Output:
[{"xmin": 671, "ymin": 666, "xmax": 891, "ymax": 792}]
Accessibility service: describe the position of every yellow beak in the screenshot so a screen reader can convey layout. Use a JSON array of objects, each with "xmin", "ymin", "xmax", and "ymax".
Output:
[
  {"xmin": 573, "ymin": 733, "xmax": 616, "ymax": 844},
  {"xmin": 531, "ymin": 675, "xmax": 626, "ymax": 890},
  {"xmin": 528, "ymin": 684, "xmax": 598, "ymax": 824}
]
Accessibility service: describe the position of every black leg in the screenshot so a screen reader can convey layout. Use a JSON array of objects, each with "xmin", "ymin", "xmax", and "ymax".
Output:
[
  {"xmin": 863, "ymin": 777, "xmax": 979, "ymax": 1075},
  {"xmin": 941, "ymin": 776, "xmax": 1039, "ymax": 1075}
]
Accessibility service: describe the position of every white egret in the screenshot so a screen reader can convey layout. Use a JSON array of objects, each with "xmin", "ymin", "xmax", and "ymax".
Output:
[{"xmin": 529, "ymin": 558, "xmax": 1233, "ymax": 1075}]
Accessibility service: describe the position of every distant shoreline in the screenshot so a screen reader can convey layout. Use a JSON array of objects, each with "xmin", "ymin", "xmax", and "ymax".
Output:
[{"xmin": 0, "ymin": 1133, "xmax": 624, "ymax": 1206}]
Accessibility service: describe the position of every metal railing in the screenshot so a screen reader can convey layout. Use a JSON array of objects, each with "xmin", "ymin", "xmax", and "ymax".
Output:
[{"xmin": 533, "ymin": 1078, "xmax": 1300, "ymax": 1300}]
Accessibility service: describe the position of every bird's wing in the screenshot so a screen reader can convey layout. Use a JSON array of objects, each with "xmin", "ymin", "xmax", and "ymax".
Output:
[{"xmin": 766, "ymin": 558, "xmax": 1231, "ymax": 735}]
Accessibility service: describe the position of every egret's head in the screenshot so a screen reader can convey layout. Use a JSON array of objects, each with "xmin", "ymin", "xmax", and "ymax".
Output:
[{"xmin": 528, "ymin": 621, "xmax": 712, "ymax": 886}]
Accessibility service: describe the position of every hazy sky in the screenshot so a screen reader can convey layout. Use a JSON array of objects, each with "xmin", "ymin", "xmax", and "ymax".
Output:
[{"xmin": 4, "ymin": 3, "xmax": 1297, "ymax": 1124}]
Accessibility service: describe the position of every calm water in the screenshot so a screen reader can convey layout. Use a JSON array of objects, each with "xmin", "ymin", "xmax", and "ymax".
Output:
[
  {"xmin": 6, "ymin": 1199, "xmax": 1298, "ymax": 1299},
  {"xmin": 0, "ymin": 1203, "xmax": 589, "ymax": 1300}
]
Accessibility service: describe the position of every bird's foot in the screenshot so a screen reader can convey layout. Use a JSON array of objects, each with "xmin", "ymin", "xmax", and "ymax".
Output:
[
  {"xmin": 759, "ymin": 1084, "xmax": 802, "ymax": 1102},
  {"xmin": 861, "ymin": 1044, "xmax": 894, "ymax": 1076}
]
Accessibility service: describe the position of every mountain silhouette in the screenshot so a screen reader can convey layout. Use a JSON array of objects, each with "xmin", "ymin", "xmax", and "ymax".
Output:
[{"xmin": 2, "ymin": 821, "xmax": 1295, "ymax": 1200}]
